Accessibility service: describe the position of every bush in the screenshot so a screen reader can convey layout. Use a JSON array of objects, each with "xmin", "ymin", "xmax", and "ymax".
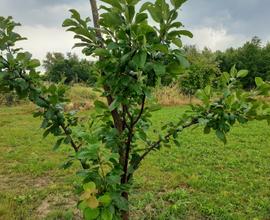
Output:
[
  {"xmin": 0, "ymin": 92, "xmax": 24, "ymax": 106},
  {"xmin": 179, "ymin": 46, "xmax": 221, "ymax": 96}
]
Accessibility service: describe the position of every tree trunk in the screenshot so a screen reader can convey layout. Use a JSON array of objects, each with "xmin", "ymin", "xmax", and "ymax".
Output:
[
  {"xmin": 89, "ymin": 0, "xmax": 101, "ymax": 36},
  {"xmin": 121, "ymin": 191, "xmax": 129, "ymax": 220},
  {"xmin": 88, "ymin": 1, "xmax": 129, "ymax": 220}
]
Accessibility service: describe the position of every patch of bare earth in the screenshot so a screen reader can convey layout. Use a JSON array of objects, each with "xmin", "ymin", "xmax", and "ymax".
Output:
[
  {"xmin": 36, "ymin": 194, "xmax": 82, "ymax": 219},
  {"xmin": 0, "ymin": 174, "xmax": 52, "ymax": 191}
]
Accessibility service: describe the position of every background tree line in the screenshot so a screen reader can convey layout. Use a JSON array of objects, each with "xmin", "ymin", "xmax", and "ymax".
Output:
[
  {"xmin": 42, "ymin": 36, "xmax": 270, "ymax": 95},
  {"xmin": 43, "ymin": 52, "xmax": 97, "ymax": 85},
  {"xmin": 179, "ymin": 36, "xmax": 270, "ymax": 95}
]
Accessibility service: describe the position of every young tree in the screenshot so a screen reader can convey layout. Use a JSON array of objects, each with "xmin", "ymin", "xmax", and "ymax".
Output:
[{"xmin": 1, "ymin": 1, "xmax": 270, "ymax": 220}]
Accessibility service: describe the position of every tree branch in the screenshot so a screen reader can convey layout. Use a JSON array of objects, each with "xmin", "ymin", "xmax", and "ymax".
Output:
[
  {"xmin": 122, "ymin": 120, "xmax": 133, "ymax": 184},
  {"xmin": 89, "ymin": 0, "xmax": 123, "ymax": 133},
  {"xmin": 122, "ymin": 95, "xmax": 146, "ymax": 183},
  {"xmin": 132, "ymin": 94, "xmax": 146, "ymax": 126},
  {"xmin": 133, "ymin": 118, "xmax": 199, "ymax": 170},
  {"xmin": 14, "ymin": 69, "xmax": 89, "ymax": 169}
]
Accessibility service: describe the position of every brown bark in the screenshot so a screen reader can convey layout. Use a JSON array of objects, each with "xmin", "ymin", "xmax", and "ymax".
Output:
[
  {"xmin": 121, "ymin": 191, "xmax": 129, "ymax": 220},
  {"xmin": 89, "ymin": 0, "xmax": 123, "ymax": 134},
  {"xmin": 88, "ymin": 1, "xmax": 129, "ymax": 219}
]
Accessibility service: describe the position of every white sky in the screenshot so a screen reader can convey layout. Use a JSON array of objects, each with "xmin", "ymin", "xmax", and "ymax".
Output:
[{"xmin": 0, "ymin": 0, "xmax": 269, "ymax": 61}]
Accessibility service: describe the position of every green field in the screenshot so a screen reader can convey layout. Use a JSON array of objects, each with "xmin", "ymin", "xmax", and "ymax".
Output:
[{"xmin": 0, "ymin": 105, "xmax": 270, "ymax": 220}]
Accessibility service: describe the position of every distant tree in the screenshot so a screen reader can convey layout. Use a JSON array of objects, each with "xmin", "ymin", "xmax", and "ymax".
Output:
[
  {"xmin": 215, "ymin": 47, "xmax": 238, "ymax": 73},
  {"xmin": 260, "ymin": 42, "xmax": 270, "ymax": 82},
  {"xmin": 180, "ymin": 46, "xmax": 221, "ymax": 96},
  {"xmin": 43, "ymin": 52, "xmax": 97, "ymax": 85},
  {"xmin": 217, "ymin": 36, "xmax": 269, "ymax": 89},
  {"xmin": 236, "ymin": 37, "xmax": 264, "ymax": 89}
]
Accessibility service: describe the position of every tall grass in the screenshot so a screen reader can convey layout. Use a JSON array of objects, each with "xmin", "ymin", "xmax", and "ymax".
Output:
[
  {"xmin": 65, "ymin": 84, "xmax": 99, "ymax": 110},
  {"xmin": 153, "ymin": 84, "xmax": 199, "ymax": 106}
]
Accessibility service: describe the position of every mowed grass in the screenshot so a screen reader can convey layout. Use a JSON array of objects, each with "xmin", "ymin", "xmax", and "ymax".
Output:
[{"xmin": 0, "ymin": 105, "xmax": 270, "ymax": 219}]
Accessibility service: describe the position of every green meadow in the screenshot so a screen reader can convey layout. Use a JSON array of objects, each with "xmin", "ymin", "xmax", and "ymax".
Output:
[{"xmin": 0, "ymin": 105, "xmax": 270, "ymax": 219}]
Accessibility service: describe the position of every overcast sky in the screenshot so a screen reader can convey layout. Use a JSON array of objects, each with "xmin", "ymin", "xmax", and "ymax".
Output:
[{"xmin": 0, "ymin": 0, "xmax": 269, "ymax": 61}]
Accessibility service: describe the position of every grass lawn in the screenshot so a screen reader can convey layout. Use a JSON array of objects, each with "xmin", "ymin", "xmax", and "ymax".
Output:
[{"xmin": 0, "ymin": 104, "xmax": 270, "ymax": 219}]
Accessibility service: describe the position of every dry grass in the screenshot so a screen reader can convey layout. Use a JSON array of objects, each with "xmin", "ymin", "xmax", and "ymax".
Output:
[
  {"xmin": 66, "ymin": 84, "xmax": 199, "ymax": 110},
  {"xmin": 153, "ymin": 84, "xmax": 200, "ymax": 106},
  {"xmin": 65, "ymin": 84, "xmax": 100, "ymax": 111},
  {"xmin": 65, "ymin": 84, "xmax": 270, "ymax": 110}
]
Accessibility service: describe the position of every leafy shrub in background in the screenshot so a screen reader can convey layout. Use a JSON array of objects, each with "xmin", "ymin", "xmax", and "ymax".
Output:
[
  {"xmin": 43, "ymin": 52, "xmax": 97, "ymax": 85},
  {"xmin": 179, "ymin": 46, "xmax": 221, "ymax": 97},
  {"xmin": 1, "ymin": 1, "xmax": 270, "ymax": 220}
]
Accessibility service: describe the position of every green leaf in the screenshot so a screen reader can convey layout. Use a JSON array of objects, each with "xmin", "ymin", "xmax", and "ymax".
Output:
[
  {"xmin": 93, "ymin": 48, "xmax": 110, "ymax": 57},
  {"xmin": 230, "ymin": 65, "xmax": 237, "ymax": 78},
  {"xmin": 101, "ymin": 0, "xmax": 122, "ymax": 10},
  {"xmin": 135, "ymin": 13, "xmax": 148, "ymax": 23},
  {"xmin": 174, "ymin": 54, "xmax": 190, "ymax": 68},
  {"xmin": 178, "ymin": 30, "xmax": 193, "ymax": 38},
  {"xmin": 166, "ymin": 62, "xmax": 183, "ymax": 74},
  {"xmin": 28, "ymin": 59, "xmax": 40, "ymax": 68},
  {"xmin": 140, "ymin": 2, "xmax": 153, "ymax": 12},
  {"xmin": 83, "ymin": 182, "xmax": 96, "ymax": 191},
  {"xmin": 147, "ymin": 5, "xmax": 161, "ymax": 23},
  {"xmin": 204, "ymin": 85, "xmax": 211, "ymax": 96},
  {"xmin": 237, "ymin": 70, "xmax": 248, "ymax": 78},
  {"xmin": 221, "ymin": 72, "xmax": 230, "ymax": 84},
  {"xmin": 125, "ymin": 5, "xmax": 135, "ymax": 23},
  {"xmin": 94, "ymin": 100, "xmax": 108, "ymax": 110},
  {"xmin": 43, "ymin": 128, "xmax": 51, "ymax": 138},
  {"xmin": 126, "ymin": 0, "xmax": 140, "ymax": 5},
  {"xmin": 64, "ymin": 136, "xmax": 71, "ymax": 144},
  {"xmin": 100, "ymin": 12, "xmax": 122, "ymax": 28},
  {"xmin": 172, "ymin": 38, "xmax": 182, "ymax": 48},
  {"xmin": 112, "ymin": 194, "xmax": 128, "ymax": 211},
  {"xmin": 121, "ymin": 51, "xmax": 134, "ymax": 65},
  {"xmin": 170, "ymin": 0, "xmax": 186, "ymax": 9},
  {"xmin": 53, "ymin": 138, "xmax": 64, "ymax": 151},
  {"xmin": 69, "ymin": 9, "xmax": 81, "ymax": 21},
  {"xmin": 78, "ymin": 201, "xmax": 88, "ymax": 211},
  {"xmin": 255, "ymin": 77, "xmax": 264, "ymax": 87},
  {"xmin": 100, "ymin": 208, "xmax": 113, "ymax": 220},
  {"xmin": 84, "ymin": 208, "xmax": 99, "ymax": 220},
  {"xmin": 153, "ymin": 63, "xmax": 166, "ymax": 76},
  {"xmin": 216, "ymin": 130, "xmax": 227, "ymax": 144},
  {"xmin": 152, "ymin": 44, "xmax": 168, "ymax": 53},
  {"xmin": 109, "ymin": 99, "xmax": 119, "ymax": 111},
  {"xmin": 98, "ymin": 194, "xmax": 112, "ymax": 206},
  {"xmin": 169, "ymin": 22, "xmax": 183, "ymax": 29},
  {"xmin": 132, "ymin": 51, "xmax": 147, "ymax": 68},
  {"xmin": 196, "ymin": 89, "xmax": 209, "ymax": 103},
  {"xmin": 62, "ymin": 18, "xmax": 77, "ymax": 27}
]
